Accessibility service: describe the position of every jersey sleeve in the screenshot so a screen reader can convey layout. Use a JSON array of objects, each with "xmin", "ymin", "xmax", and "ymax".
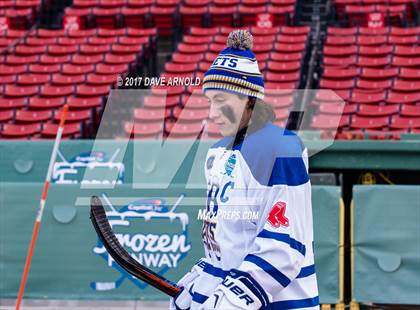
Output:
[{"xmin": 234, "ymin": 144, "xmax": 311, "ymax": 302}]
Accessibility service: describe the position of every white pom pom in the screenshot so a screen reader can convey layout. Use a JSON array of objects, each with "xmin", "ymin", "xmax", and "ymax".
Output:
[{"xmin": 227, "ymin": 29, "xmax": 253, "ymax": 50}]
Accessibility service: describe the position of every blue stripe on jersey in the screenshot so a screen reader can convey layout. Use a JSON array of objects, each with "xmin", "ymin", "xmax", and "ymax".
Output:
[
  {"xmin": 297, "ymin": 264, "xmax": 316, "ymax": 278},
  {"xmin": 203, "ymin": 262, "xmax": 229, "ymax": 279},
  {"xmin": 266, "ymin": 296, "xmax": 319, "ymax": 309},
  {"xmin": 257, "ymin": 229, "xmax": 306, "ymax": 256},
  {"xmin": 268, "ymin": 156, "xmax": 309, "ymax": 186},
  {"xmin": 211, "ymin": 122, "xmax": 309, "ymax": 186},
  {"xmin": 245, "ymin": 254, "xmax": 291, "ymax": 288}
]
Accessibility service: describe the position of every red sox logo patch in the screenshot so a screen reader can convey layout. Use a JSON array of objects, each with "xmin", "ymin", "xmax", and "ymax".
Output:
[{"xmin": 268, "ymin": 201, "xmax": 289, "ymax": 228}]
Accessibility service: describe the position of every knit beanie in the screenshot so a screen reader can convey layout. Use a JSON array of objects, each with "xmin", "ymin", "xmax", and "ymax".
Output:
[{"xmin": 202, "ymin": 29, "xmax": 264, "ymax": 100}]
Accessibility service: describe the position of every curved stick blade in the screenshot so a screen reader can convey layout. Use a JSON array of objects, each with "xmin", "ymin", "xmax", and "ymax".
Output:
[{"xmin": 90, "ymin": 196, "xmax": 181, "ymax": 297}]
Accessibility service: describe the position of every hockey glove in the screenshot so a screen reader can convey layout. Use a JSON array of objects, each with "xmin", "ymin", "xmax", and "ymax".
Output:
[
  {"xmin": 170, "ymin": 260, "xmax": 206, "ymax": 310},
  {"xmin": 198, "ymin": 271, "xmax": 269, "ymax": 310}
]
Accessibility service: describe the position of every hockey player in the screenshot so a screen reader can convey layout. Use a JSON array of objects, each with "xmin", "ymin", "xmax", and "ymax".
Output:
[{"xmin": 171, "ymin": 29, "xmax": 319, "ymax": 310}]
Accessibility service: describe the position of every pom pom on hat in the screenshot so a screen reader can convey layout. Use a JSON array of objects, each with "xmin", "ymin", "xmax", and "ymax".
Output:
[{"xmin": 227, "ymin": 29, "xmax": 253, "ymax": 50}]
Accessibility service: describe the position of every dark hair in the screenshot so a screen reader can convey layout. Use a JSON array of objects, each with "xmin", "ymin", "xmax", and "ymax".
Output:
[{"xmin": 237, "ymin": 94, "xmax": 276, "ymax": 129}]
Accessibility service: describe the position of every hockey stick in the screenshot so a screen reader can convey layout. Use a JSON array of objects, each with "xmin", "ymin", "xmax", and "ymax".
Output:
[
  {"xmin": 90, "ymin": 196, "xmax": 181, "ymax": 297},
  {"xmin": 15, "ymin": 105, "xmax": 69, "ymax": 310}
]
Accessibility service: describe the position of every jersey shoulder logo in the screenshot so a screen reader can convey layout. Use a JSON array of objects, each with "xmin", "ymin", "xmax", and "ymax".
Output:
[
  {"xmin": 224, "ymin": 153, "xmax": 236, "ymax": 177},
  {"xmin": 268, "ymin": 201, "xmax": 289, "ymax": 228}
]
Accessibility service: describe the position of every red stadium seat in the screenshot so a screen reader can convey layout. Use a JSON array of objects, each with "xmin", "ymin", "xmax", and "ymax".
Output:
[
  {"xmin": 47, "ymin": 44, "xmax": 79, "ymax": 56},
  {"xmin": 54, "ymin": 109, "xmax": 92, "ymax": 123},
  {"xmin": 118, "ymin": 36, "xmax": 149, "ymax": 45},
  {"xmin": 357, "ymin": 35, "xmax": 387, "ymax": 46},
  {"xmin": 0, "ymin": 110, "xmax": 14, "ymax": 122},
  {"xmin": 270, "ymin": 51, "xmax": 303, "ymax": 62},
  {"xmin": 388, "ymin": 35, "xmax": 418, "ymax": 45},
  {"xmin": 4, "ymin": 85, "xmax": 39, "ymax": 97},
  {"xmin": 57, "ymin": 37, "xmax": 88, "ymax": 45},
  {"xmin": 393, "ymin": 80, "xmax": 420, "ymax": 92},
  {"xmin": 144, "ymin": 95, "xmax": 179, "ymax": 108},
  {"xmin": 350, "ymin": 91, "xmax": 386, "ymax": 103},
  {"xmin": 323, "ymin": 56, "xmax": 357, "ymax": 67},
  {"xmin": 172, "ymin": 53, "xmax": 203, "ymax": 63},
  {"xmin": 17, "ymin": 74, "xmax": 50, "ymax": 86},
  {"xmin": 5, "ymin": 55, "xmax": 39, "ymax": 65},
  {"xmin": 360, "ymin": 67, "xmax": 399, "ymax": 79},
  {"xmin": 389, "ymin": 116, "xmax": 420, "ymax": 130},
  {"xmin": 320, "ymin": 78, "xmax": 355, "ymax": 90},
  {"xmin": 111, "ymin": 44, "xmax": 142, "ymax": 54},
  {"xmin": 175, "ymin": 108, "xmax": 209, "ymax": 122},
  {"xmin": 28, "ymin": 97, "xmax": 65, "ymax": 110},
  {"xmin": 327, "ymin": 27, "xmax": 357, "ymax": 36},
  {"xmin": 95, "ymin": 63, "xmax": 129, "ymax": 75},
  {"xmin": 165, "ymin": 63, "xmax": 197, "ymax": 73},
  {"xmin": 324, "ymin": 45, "xmax": 357, "ymax": 56},
  {"xmin": 357, "ymin": 104, "xmax": 400, "ymax": 116},
  {"xmin": 125, "ymin": 121, "xmax": 163, "ymax": 138},
  {"xmin": 267, "ymin": 61, "xmax": 300, "ymax": 72},
  {"xmin": 392, "ymin": 56, "xmax": 420, "ymax": 67},
  {"xmin": 62, "ymin": 64, "xmax": 95, "ymax": 75},
  {"xmin": 394, "ymin": 46, "xmax": 420, "ymax": 57},
  {"xmin": 97, "ymin": 28, "xmax": 126, "ymax": 37},
  {"xmin": 41, "ymin": 122, "xmax": 82, "ymax": 138},
  {"xmin": 76, "ymin": 85, "xmax": 110, "ymax": 97},
  {"xmin": 51, "ymin": 74, "xmax": 85, "ymax": 85},
  {"xmin": 0, "ymin": 98, "xmax": 27, "ymax": 109},
  {"xmin": 134, "ymin": 108, "xmax": 165, "ymax": 122},
  {"xmin": 79, "ymin": 44, "xmax": 110, "ymax": 55},
  {"xmin": 356, "ymin": 79, "xmax": 392, "ymax": 90},
  {"xmin": 358, "ymin": 45, "xmax": 393, "ymax": 56},
  {"xmin": 387, "ymin": 91, "xmax": 420, "ymax": 104},
  {"xmin": 318, "ymin": 103, "xmax": 357, "ymax": 115},
  {"xmin": 1, "ymin": 123, "xmax": 41, "ymax": 138},
  {"xmin": 14, "ymin": 44, "xmax": 46, "ymax": 56},
  {"xmin": 66, "ymin": 96, "xmax": 103, "ymax": 109},
  {"xmin": 29, "ymin": 64, "xmax": 60, "ymax": 74},
  {"xmin": 399, "ymin": 68, "xmax": 420, "ymax": 80},
  {"xmin": 40, "ymin": 54, "xmax": 71, "ymax": 65},
  {"xmin": 167, "ymin": 121, "xmax": 203, "ymax": 139},
  {"xmin": 400, "ymin": 104, "xmax": 420, "ymax": 117},
  {"xmin": 72, "ymin": 54, "xmax": 104, "ymax": 65},
  {"xmin": 104, "ymin": 54, "xmax": 136, "ymax": 64},
  {"xmin": 88, "ymin": 36, "xmax": 118, "ymax": 45},
  {"xmin": 323, "ymin": 67, "xmax": 359, "ymax": 79},
  {"xmin": 190, "ymin": 27, "xmax": 219, "ymax": 36},
  {"xmin": 121, "ymin": 7, "xmax": 149, "ymax": 28},
  {"xmin": 15, "ymin": 110, "xmax": 52, "ymax": 123},
  {"xmin": 40, "ymin": 85, "xmax": 74, "ymax": 97},
  {"xmin": 311, "ymin": 114, "xmax": 350, "ymax": 129},
  {"xmin": 390, "ymin": 26, "xmax": 420, "ymax": 36},
  {"xmin": 86, "ymin": 73, "xmax": 118, "ymax": 85},
  {"xmin": 180, "ymin": 6, "xmax": 207, "ymax": 30},
  {"xmin": 350, "ymin": 115, "xmax": 389, "ymax": 129},
  {"xmin": 181, "ymin": 94, "xmax": 210, "ymax": 109},
  {"xmin": 0, "ymin": 64, "xmax": 27, "ymax": 75},
  {"xmin": 264, "ymin": 95, "xmax": 293, "ymax": 108},
  {"xmin": 209, "ymin": 5, "xmax": 237, "ymax": 27}
]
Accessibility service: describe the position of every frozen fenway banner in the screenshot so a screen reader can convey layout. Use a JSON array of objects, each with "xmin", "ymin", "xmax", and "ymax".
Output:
[{"xmin": 0, "ymin": 183, "xmax": 341, "ymax": 303}]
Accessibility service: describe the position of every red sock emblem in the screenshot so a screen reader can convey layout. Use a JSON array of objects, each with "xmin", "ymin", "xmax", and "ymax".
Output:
[{"xmin": 268, "ymin": 201, "xmax": 289, "ymax": 228}]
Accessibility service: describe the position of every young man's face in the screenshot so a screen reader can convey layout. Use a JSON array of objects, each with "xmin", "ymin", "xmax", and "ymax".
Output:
[{"xmin": 205, "ymin": 90, "xmax": 251, "ymax": 137}]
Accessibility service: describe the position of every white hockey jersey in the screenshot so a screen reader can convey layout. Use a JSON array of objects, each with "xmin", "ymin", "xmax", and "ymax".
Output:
[{"xmin": 191, "ymin": 122, "xmax": 319, "ymax": 310}]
